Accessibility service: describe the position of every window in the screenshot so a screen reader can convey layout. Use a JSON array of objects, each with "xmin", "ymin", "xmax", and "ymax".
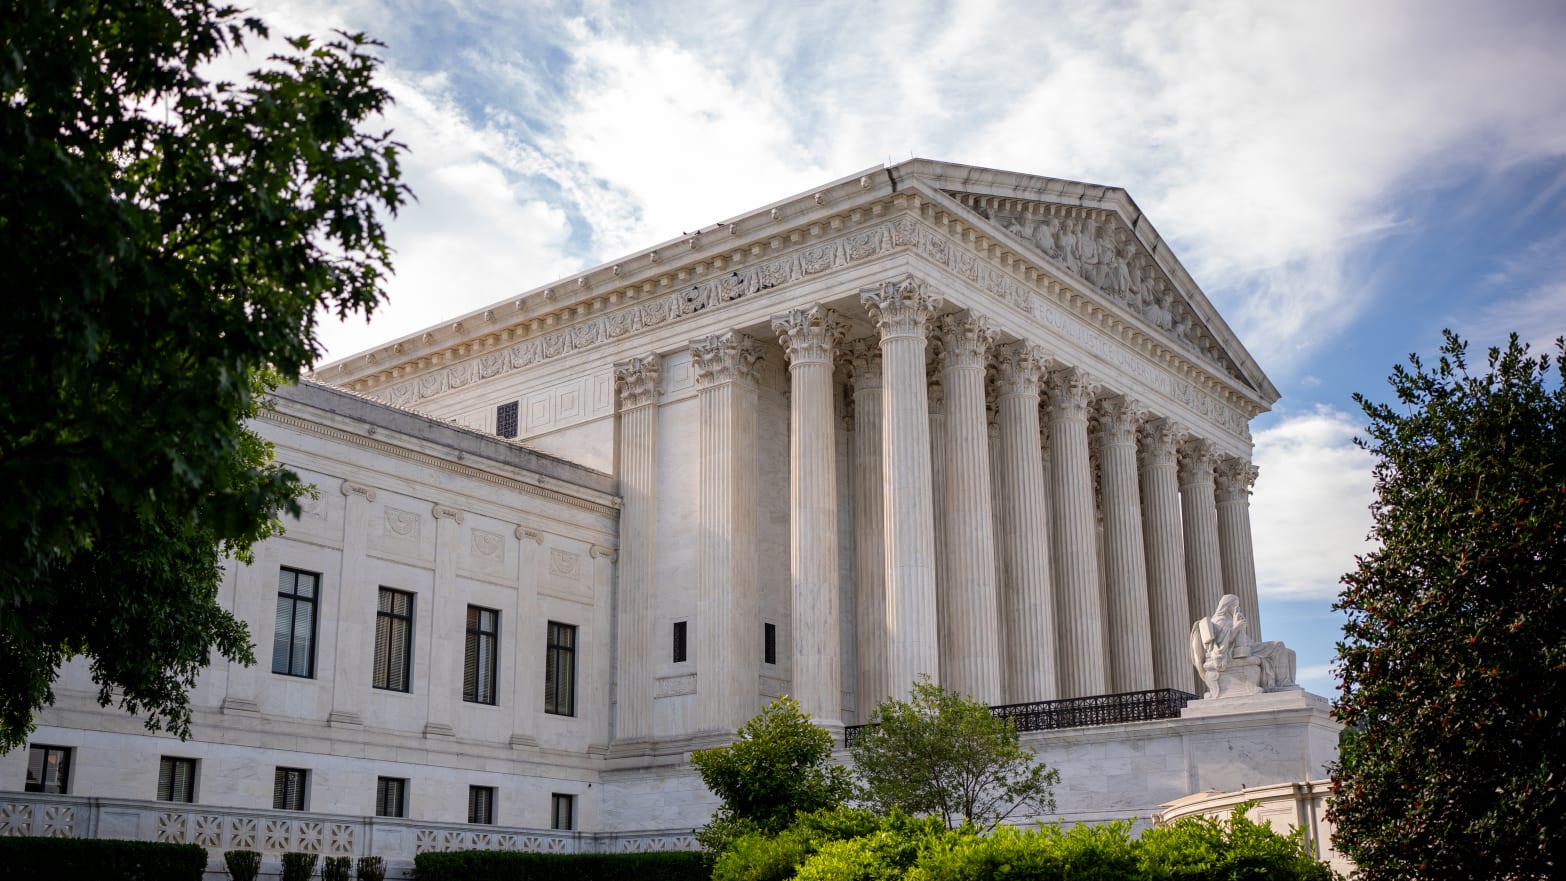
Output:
[
  {"xmin": 551, "ymin": 793, "xmax": 575, "ymax": 831},
  {"xmin": 24, "ymin": 745, "xmax": 71, "ymax": 794},
  {"xmin": 464, "ymin": 606, "xmax": 500, "ymax": 705},
  {"xmin": 376, "ymin": 777, "xmax": 407, "ymax": 818},
  {"xmin": 764, "ymin": 622, "xmax": 777, "ymax": 665},
  {"xmin": 374, "ymin": 588, "xmax": 414, "ymax": 692},
  {"xmin": 468, "ymin": 785, "xmax": 495, "ymax": 824},
  {"xmin": 158, "ymin": 757, "xmax": 197, "ymax": 803},
  {"xmin": 496, "ymin": 401, "xmax": 520, "ymax": 439},
  {"xmin": 272, "ymin": 568, "xmax": 319, "ymax": 677},
  {"xmin": 273, "ymin": 768, "xmax": 308, "ymax": 811},
  {"xmin": 672, "ymin": 620, "xmax": 687, "ymax": 663},
  {"xmin": 544, "ymin": 622, "xmax": 576, "ymax": 716}
]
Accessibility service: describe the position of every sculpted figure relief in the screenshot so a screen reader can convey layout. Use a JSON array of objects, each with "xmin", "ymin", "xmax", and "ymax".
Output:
[{"xmin": 1189, "ymin": 594, "xmax": 1297, "ymax": 699}]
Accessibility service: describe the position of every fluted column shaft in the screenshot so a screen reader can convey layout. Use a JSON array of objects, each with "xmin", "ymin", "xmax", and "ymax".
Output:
[
  {"xmin": 997, "ymin": 344, "xmax": 1058, "ymax": 702},
  {"xmin": 1180, "ymin": 439, "xmax": 1225, "ymax": 628},
  {"xmin": 613, "ymin": 355, "xmax": 661, "ymax": 741},
  {"xmin": 1048, "ymin": 369, "xmax": 1107, "ymax": 698},
  {"xmin": 861, "ymin": 276, "xmax": 943, "ymax": 695},
  {"xmin": 692, "ymin": 332, "xmax": 763, "ymax": 732},
  {"xmin": 928, "ymin": 369, "xmax": 948, "ymax": 687},
  {"xmin": 1140, "ymin": 419, "xmax": 1192, "ymax": 691},
  {"xmin": 846, "ymin": 341, "xmax": 887, "ymax": 718},
  {"xmin": 935, "ymin": 313, "xmax": 1001, "ymax": 702},
  {"xmin": 1215, "ymin": 457, "xmax": 1263, "ymax": 641},
  {"xmin": 1096, "ymin": 397, "xmax": 1154, "ymax": 692}
]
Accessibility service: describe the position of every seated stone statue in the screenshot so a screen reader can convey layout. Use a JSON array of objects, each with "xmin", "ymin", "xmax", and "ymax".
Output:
[{"xmin": 1189, "ymin": 594, "xmax": 1297, "ymax": 699}]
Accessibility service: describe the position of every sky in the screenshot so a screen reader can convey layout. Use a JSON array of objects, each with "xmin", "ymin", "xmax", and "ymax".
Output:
[{"xmin": 250, "ymin": 0, "xmax": 1566, "ymax": 698}]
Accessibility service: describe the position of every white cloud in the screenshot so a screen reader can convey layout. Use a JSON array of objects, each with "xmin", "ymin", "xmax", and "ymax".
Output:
[{"xmin": 1251, "ymin": 406, "xmax": 1378, "ymax": 601}]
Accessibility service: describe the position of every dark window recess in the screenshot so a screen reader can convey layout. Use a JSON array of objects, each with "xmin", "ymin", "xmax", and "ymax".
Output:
[
  {"xmin": 672, "ymin": 621, "xmax": 687, "ymax": 663},
  {"xmin": 464, "ymin": 606, "xmax": 500, "ymax": 705},
  {"xmin": 374, "ymin": 588, "xmax": 414, "ymax": 692},
  {"xmin": 544, "ymin": 622, "xmax": 577, "ymax": 716},
  {"xmin": 496, "ymin": 401, "xmax": 520, "ymax": 439},
  {"xmin": 272, "ymin": 568, "xmax": 319, "ymax": 677},
  {"xmin": 158, "ymin": 757, "xmax": 196, "ymax": 803},
  {"xmin": 764, "ymin": 622, "xmax": 777, "ymax": 665},
  {"xmin": 468, "ymin": 785, "xmax": 496, "ymax": 824},
  {"xmin": 376, "ymin": 777, "xmax": 407, "ymax": 818},
  {"xmin": 273, "ymin": 767, "xmax": 307, "ymax": 811},
  {"xmin": 551, "ymin": 793, "xmax": 574, "ymax": 831},
  {"xmin": 25, "ymin": 745, "xmax": 70, "ymax": 794}
]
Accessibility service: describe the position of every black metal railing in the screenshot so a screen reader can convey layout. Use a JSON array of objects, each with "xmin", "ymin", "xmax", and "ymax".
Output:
[{"xmin": 843, "ymin": 687, "xmax": 1196, "ymax": 747}]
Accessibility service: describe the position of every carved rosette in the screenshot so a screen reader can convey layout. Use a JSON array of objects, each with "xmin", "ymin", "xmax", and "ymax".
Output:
[
  {"xmin": 1046, "ymin": 368, "xmax": 1099, "ymax": 423},
  {"xmin": 934, "ymin": 312, "xmax": 995, "ymax": 370},
  {"xmin": 1178, "ymin": 438, "xmax": 1220, "ymax": 485},
  {"xmin": 771, "ymin": 304, "xmax": 845, "ymax": 366},
  {"xmin": 1214, "ymin": 457, "xmax": 1260, "ymax": 502},
  {"xmin": 842, "ymin": 338, "xmax": 883, "ymax": 391},
  {"xmin": 1139, "ymin": 418, "xmax": 1188, "ymax": 468},
  {"xmin": 1095, "ymin": 396, "xmax": 1148, "ymax": 447},
  {"xmin": 690, "ymin": 330, "xmax": 764, "ymax": 387},
  {"xmin": 859, "ymin": 274, "xmax": 943, "ymax": 339},
  {"xmin": 614, "ymin": 354, "xmax": 662, "ymax": 410},
  {"xmin": 996, "ymin": 342, "xmax": 1046, "ymax": 397}
]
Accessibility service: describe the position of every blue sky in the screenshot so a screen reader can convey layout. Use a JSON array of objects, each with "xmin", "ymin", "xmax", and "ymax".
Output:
[{"xmin": 256, "ymin": 0, "xmax": 1566, "ymax": 698}]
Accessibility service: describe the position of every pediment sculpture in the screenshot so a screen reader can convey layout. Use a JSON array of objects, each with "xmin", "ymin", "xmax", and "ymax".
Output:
[{"xmin": 1189, "ymin": 594, "xmax": 1298, "ymax": 699}]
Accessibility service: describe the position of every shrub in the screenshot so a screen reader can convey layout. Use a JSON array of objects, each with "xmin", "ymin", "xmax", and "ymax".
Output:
[
  {"xmin": 711, "ymin": 807, "xmax": 887, "ymax": 881},
  {"xmin": 322, "ymin": 855, "xmax": 352, "ymax": 881},
  {"xmin": 411, "ymin": 850, "xmax": 709, "ymax": 881},
  {"xmin": 281, "ymin": 851, "xmax": 320, "ymax": 881},
  {"xmin": 356, "ymin": 855, "xmax": 386, "ymax": 881},
  {"xmin": 1138, "ymin": 807, "xmax": 1332, "ymax": 881},
  {"xmin": 0, "ymin": 837, "xmax": 206, "ymax": 880},
  {"xmin": 225, "ymin": 849, "xmax": 262, "ymax": 881}
]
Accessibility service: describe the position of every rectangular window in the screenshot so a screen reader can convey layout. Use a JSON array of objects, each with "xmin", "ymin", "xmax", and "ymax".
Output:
[
  {"xmin": 551, "ymin": 793, "xmax": 575, "ymax": 831},
  {"xmin": 464, "ymin": 606, "xmax": 500, "ymax": 705},
  {"xmin": 24, "ymin": 745, "xmax": 71, "ymax": 794},
  {"xmin": 764, "ymin": 622, "xmax": 777, "ymax": 665},
  {"xmin": 273, "ymin": 767, "xmax": 308, "ymax": 811},
  {"xmin": 544, "ymin": 622, "xmax": 577, "ymax": 717},
  {"xmin": 158, "ymin": 756, "xmax": 197, "ymax": 803},
  {"xmin": 672, "ymin": 620, "xmax": 687, "ymax": 663},
  {"xmin": 468, "ymin": 785, "xmax": 496, "ymax": 824},
  {"xmin": 496, "ymin": 401, "xmax": 520, "ymax": 439},
  {"xmin": 375, "ymin": 777, "xmax": 407, "ymax": 818},
  {"xmin": 373, "ymin": 588, "xmax": 414, "ymax": 692},
  {"xmin": 272, "ymin": 568, "xmax": 319, "ymax": 678}
]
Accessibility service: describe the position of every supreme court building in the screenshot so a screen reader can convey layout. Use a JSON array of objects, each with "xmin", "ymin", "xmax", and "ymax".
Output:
[{"xmin": 1, "ymin": 161, "xmax": 1339, "ymax": 868}]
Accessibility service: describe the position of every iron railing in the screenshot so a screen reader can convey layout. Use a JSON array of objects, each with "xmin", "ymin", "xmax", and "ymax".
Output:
[{"xmin": 843, "ymin": 687, "xmax": 1196, "ymax": 747}]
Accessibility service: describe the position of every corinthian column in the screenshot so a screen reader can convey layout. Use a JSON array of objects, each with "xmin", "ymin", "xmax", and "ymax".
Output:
[
  {"xmin": 771, "ymin": 306, "xmax": 845, "ymax": 727},
  {"xmin": 1179, "ymin": 439, "xmax": 1224, "ymax": 629},
  {"xmin": 996, "ymin": 343, "xmax": 1058, "ymax": 702},
  {"xmin": 1048, "ymin": 368, "xmax": 1107, "ymax": 698},
  {"xmin": 934, "ymin": 313, "xmax": 1001, "ymax": 702},
  {"xmin": 844, "ymin": 340, "xmax": 887, "ymax": 718},
  {"xmin": 860, "ymin": 275, "xmax": 943, "ymax": 696},
  {"xmin": 1096, "ymin": 397, "xmax": 1154, "ymax": 692},
  {"xmin": 613, "ymin": 354, "xmax": 661, "ymax": 742},
  {"xmin": 1215, "ymin": 456, "xmax": 1263, "ymax": 640},
  {"xmin": 927, "ymin": 363, "xmax": 948, "ymax": 687},
  {"xmin": 1139, "ymin": 419, "xmax": 1192, "ymax": 691},
  {"xmin": 691, "ymin": 331, "xmax": 764, "ymax": 732}
]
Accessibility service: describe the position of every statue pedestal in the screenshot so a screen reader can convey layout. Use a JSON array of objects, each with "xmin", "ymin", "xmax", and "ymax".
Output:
[
  {"xmin": 1205, "ymin": 656, "xmax": 1264, "ymax": 699},
  {"xmin": 1180, "ymin": 686, "xmax": 1323, "ymax": 719}
]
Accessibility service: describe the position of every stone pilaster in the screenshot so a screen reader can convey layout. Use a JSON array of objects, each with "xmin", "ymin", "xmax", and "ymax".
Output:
[
  {"xmin": 612, "ymin": 354, "xmax": 661, "ymax": 742},
  {"xmin": 1048, "ymin": 367, "xmax": 1107, "ymax": 698},
  {"xmin": 772, "ymin": 305, "xmax": 846, "ymax": 727},
  {"xmin": 1179, "ymin": 438, "xmax": 1224, "ymax": 635},
  {"xmin": 996, "ymin": 343, "xmax": 1058, "ymax": 702},
  {"xmin": 509, "ymin": 525, "xmax": 543, "ymax": 748},
  {"xmin": 322, "ymin": 480, "xmax": 375, "ymax": 727},
  {"xmin": 934, "ymin": 313, "xmax": 1001, "ymax": 702},
  {"xmin": 1215, "ymin": 456, "xmax": 1263, "ymax": 641},
  {"xmin": 1139, "ymin": 419, "xmax": 1192, "ymax": 692},
  {"xmin": 844, "ymin": 339, "xmax": 887, "ymax": 718},
  {"xmin": 691, "ymin": 331, "xmax": 764, "ymax": 732},
  {"xmin": 1096, "ymin": 397, "xmax": 1155, "ymax": 693},
  {"xmin": 424, "ymin": 504, "xmax": 464, "ymax": 739},
  {"xmin": 860, "ymin": 275, "xmax": 943, "ymax": 696}
]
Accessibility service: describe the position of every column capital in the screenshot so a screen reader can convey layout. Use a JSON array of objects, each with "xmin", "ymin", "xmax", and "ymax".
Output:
[
  {"xmin": 996, "ymin": 342, "xmax": 1047, "ymax": 397},
  {"xmin": 771, "ymin": 304, "xmax": 845, "ymax": 366},
  {"xmin": 1046, "ymin": 368, "xmax": 1100, "ymax": 423},
  {"xmin": 843, "ymin": 337, "xmax": 883, "ymax": 391},
  {"xmin": 934, "ymin": 312, "xmax": 995, "ymax": 370},
  {"xmin": 860, "ymin": 274, "xmax": 943, "ymax": 339},
  {"xmin": 1178, "ymin": 437, "xmax": 1219, "ymax": 485},
  {"xmin": 1214, "ymin": 456, "xmax": 1260, "ymax": 502},
  {"xmin": 1138, "ymin": 417, "xmax": 1188, "ymax": 467},
  {"xmin": 691, "ymin": 330, "xmax": 764, "ymax": 388},
  {"xmin": 1095, "ymin": 396, "xmax": 1148, "ymax": 447},
  {"xmin": 614, "ymin": 354, "xmax": 662, "ymax": 410}
]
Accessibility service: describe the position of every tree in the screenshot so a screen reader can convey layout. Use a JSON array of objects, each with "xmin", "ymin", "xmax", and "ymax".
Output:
[
  {"xmin": 0, "ymin": 0, "xmax": 408, "ymax": 750},
  {"xmin": 850, "ymin": 679, "xmax": 1058, "ymax": 830},
  {"xmin": 690, "ymin": 696, "xmax": 854, "ymax": 851},
  {"xmin": 1330, "ymin": 331, "xmax": 1566, "ymax": 879}
]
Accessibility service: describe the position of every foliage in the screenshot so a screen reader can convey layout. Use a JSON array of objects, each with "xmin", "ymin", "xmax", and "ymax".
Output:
[
  {"xmin": 356, "ymin": 855, "xmax": 386, "ymax": 881},
  {"xmin": 0, "ymin": 836, "xmax": 207, "ymax": 880},
  {"xmin": 850, "ymin": 678, "xmax": 1059, "ymax": 829},
  {"xmin": 224, "ymin": 849, "xmax": 262, "ymax": 881},
  {"xmin": 907, "ymin": 821, "xmax": 1140, "ymax": 881},
  {"xmin": 690, "ymin": 696, "xmax": 854, "ymax": 850},
  {"xmin": 1138, "ymin": 806, "xmax": 1332, "ymax": 881},
  {"xmin": 281, "ymin": 851, "xmax": 319, "ymax": 881},
  {"xmin": 0, "ymin": 0, "xmax": 408, "ymax": 748},
  {"xmin": 410, "ymin": 850, "xmax": 709, "ymax": 881},
  {"xmin": 1330, "ymin": 332, "xmax": 1566, "ymax": 880},
  {"xmin": 322, "ymin": 855, "xmax": 352, "ymax": 881},
  {"xmin": 711, "ymin": 807, "xmax": 886, "ymax": 881}
]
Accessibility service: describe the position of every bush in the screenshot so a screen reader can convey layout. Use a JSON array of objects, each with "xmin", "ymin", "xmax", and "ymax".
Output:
[
  {"xmin": 281, "ymin": 851, "xmax": 319, "ymax": 881},
  {"xmin": 225, "ymin": 849, "xmax": 262, "ymax": 881},
  {"xmin": 356, "ymin": 855, "xmax": 386, "ymax": 881},
  {"xmin": 322, "ymin": 855, "xmax": 352, "ymax": 881},
  {"xmin": 412, "ymin": 850, "xmax": 709, "ymax": 881},
  {"xmin": 908, "ymin": 822, "xmax": 1140, "ymax": 881},
  {"xmin": 0, "ymin": 837, "xmax": 206, "ymax": 880},
  {"xmin": 1138, "ymin": 807, "xmax": 1332, "ymax": 881}
]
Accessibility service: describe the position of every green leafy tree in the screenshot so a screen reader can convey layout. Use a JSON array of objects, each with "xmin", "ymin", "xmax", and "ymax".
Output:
[
  {"xmin": 1330, "ymin": 331, "xmax": 1565, "ymax": 879},
  {"xmin": 850, "ymin": 678, "xmax": 1059, "ymax": 830},
  {"xmin": 0, "ymin": 0, "xmax": 408, "ymax": 750},
  {"xmin": 691, "ymin": 696, "xmax": 854, "ymax": 852}
]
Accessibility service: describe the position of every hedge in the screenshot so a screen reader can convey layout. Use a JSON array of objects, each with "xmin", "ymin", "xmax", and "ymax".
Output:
[
  {"xmin": 413, "ymin": 850, "xmax": 710, "ymax": 881},
  {"xmin": 0, "ymin": 837, "xmax": 207, "ymax": 881}
]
